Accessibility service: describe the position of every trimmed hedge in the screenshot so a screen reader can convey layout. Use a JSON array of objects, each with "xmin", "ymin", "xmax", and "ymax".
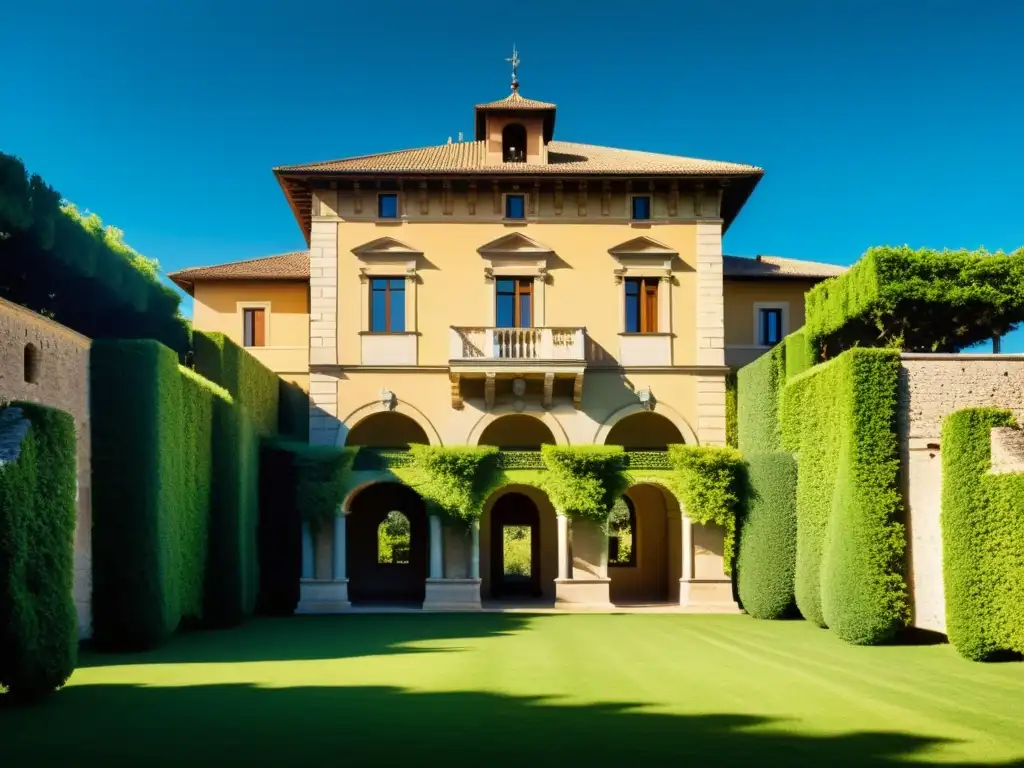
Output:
[
  {"xmin": 737, "ymin": 341, "xmax": 787, "ymax": 455},
  {"xmin": 0, "ymin": 403, "xmax": 78, "ymax": 700},
  {"xmin": 92, "ymin": 339, "xmax": 262, "ymax": 646},
  {"xmin": 256, "ymin": 442, "xmax": 302, "ymax": 616},
  {"xmin": 194, "ymin": 330, "xmax": 279, "ymax": 436},
  {"xmin": 805, "ymin": 245, "xmax": 1024, "ymax": 359},
  {"xmin": 783, "ymin": 328, "xmax": 811, "ymax": 379},
  {"xmin": 293, "ymin": 444, "xmax": 357, "ymax": 530},
  {"xmin": 278, "ymin": 379, "xmax": 310, "ymax": 441},
  {"xmin": 725, "ymin": 373, "xmax": 738, "ymax": 448},
  {"xmin": 91, "ymin": 341, "xmax": 214, "ymax": 648},
  {"xmin": 736, "ymin": 452, "xmax": 798, "ymax": 619},
  {"xmin": 780, "ymin": 348, "xmax": 909, "ymax": 644},
  {"xmin": 941, "ymin": 408, "xmax": 1024, "ymax": 661}
]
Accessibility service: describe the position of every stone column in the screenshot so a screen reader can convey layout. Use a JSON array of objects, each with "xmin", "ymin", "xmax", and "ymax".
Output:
[
  {"xmin": 301, "ymin": 522, "xmax": 314, "ymax": 580},
  {"xmin": 332, "ymin": 513, "xmax": 347, "ymax": 580},
  {"xmin": 429, "ymin": 515, "xmax": 443, "ymax": 579},
  {"xmin": 470, "ymin": 520, "xmax": 480, "ymax": 579},
  {"xmin": 681, "ymin": 516, "xmax": 694, "ymax": 581},
  {"xmin": 556, "ymin": 514, "xmax": 569, "ymax": 580}
]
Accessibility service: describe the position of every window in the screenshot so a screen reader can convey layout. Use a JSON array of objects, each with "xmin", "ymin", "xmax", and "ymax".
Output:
[
  {"xmin": 242, "ymin": 307, "xmax": 266, "ymax": 347},
  {"xmin": 631, "ymin": 195, "xmax": 652, "ymax": 220},
  {"xmin": 608, "ymin": 496, "xmax": 636, "ymax": 567},
  {"xmin": 624, "ymin": 277, "xmax": 658, "ymax": 333},
  {"xmin": 370, "ymin": 278, "xmax": 406, "ymax": 332},
  {"xmin": 378, "ymin": 193, "xmax": 399, "ymax": 219},
  {"xmin": 23, "ymin": 343, "xmax": 39, "ymax": 384},
  {"xmin": 502, "ymin": 123, "xmax": 527, "ymax": 163},
  {"xmin": 496, "ymin": 278, "xmax": 532, "ymax": 328},
  {"xmin": 377, "ymin": 511, "xmax": 411, "ymax": 565},
  {"xmin": 505, "ymin": 194, "xmax": 526, "ymax": 220},
  {"xmin": 759, "ymin": 307, "xmax": 784, "ymax": 346}
]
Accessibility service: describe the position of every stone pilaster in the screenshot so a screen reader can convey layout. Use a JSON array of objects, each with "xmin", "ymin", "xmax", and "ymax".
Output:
[
  {"xmin": 308, "ymin": 372, "xmax": 341, "ymax": 446},
  {"xmin": 695, "ymin": 221, "xmax": 726, "ymax": 446},
  {"xmin": 309, "ymin": 217, "xmax": 338, "ymax": 366}
]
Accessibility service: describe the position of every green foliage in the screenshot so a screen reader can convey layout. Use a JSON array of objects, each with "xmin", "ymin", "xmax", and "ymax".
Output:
[
  {"xmin": 292, "ymin": 444, "xmax": 357, "ymax": 530},
  {"xmin": 736, "ymin": 452, "xmax": 798, "ymax": 619},
  {"xmin": 494, "ymin": 450, "xmax": 545, "ymax": 470},
  {"xmin": 278, "ymin": 380, "xmax": 309, "ymax": 441},
  {"xmin": 669, "ymin": 446, "xmax": 745, "ymax": 574},
  {"xmin": 256, "ymin": 441, "xmax": 302, "ymax": 616},
  {"xmin": 805, "ymin": 245, "xmax": 1024, "ymax": 359},
  {"xmin": 784, "ymin": 328, "xmax": 812, "ymax": 378},
  {"xmin": 0, "ymin": 404, "xmax": 78, "ymax": 700},
  {"xmin": 0, "ymin": 153, "xmax": 190, "ymax": 353},
  {"xmin": 193, "ymin": 331, "xmax": 279, "ymax": 436},
  {"xmin": 406, "ymin": 445, "xmax": 500, "ymax": 525},
  {"xmin": 940, "ymin": 408, "xmax": 1024, "ymax": 661},
  {"xmin": 725, "ymin": 373, "xmax": 738, "ymax": 448},
  {"xmin": 377, "ymin": 511, "xmax": 412, "ymax": 564},
  {"xmin": 737, "ymin": 342, "xmax": 787, "ymax": 454},
  {"xmin": 541, "ymin": 445, "xmax": 629, "ymax": 524},
  {"xmin": 91, "ymin": 340, "xmax": 214, "ymax": 649},
  {"xmin": 501, "ymin": 526, "xmax": 532, "ymax": 575},
  {"xmin": 780, "ymin": 348, "xmax": 909, "ymax": 644}
]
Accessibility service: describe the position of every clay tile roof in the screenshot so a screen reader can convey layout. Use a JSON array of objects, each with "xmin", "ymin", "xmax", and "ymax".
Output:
[
  {"xmin": 274, "ymin": 140, "xmax": 762, "ymax": 176},
  {"xmin": 723, "ymin": 254, "xmax": 847, "ymax": 280},
  {"xmin": 168, "ymin": 251, "xmax": 309, "ymax": 295},
  {"xmin": 475, "ymin": 92, "xmax": 557, "ymax": 110}
]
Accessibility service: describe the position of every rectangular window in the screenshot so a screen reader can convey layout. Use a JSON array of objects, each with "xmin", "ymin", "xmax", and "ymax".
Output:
[
  {"xmin": 759, "ymin": 308, "xmax": 783, "ymax": 346},
  {"xmin": 370, "ymin": 278, "xmax": 406, "ymax": 332},
  {"xmin": 378, "ymin": 193, "xmax": 398, "ymax": 219},
  {"xmin": 496, "ymin": 278, "xmax": 533, "ymax": 328},
  {"xmin": 242, "ymin": 307, "xmax": 266, "ymax": 347},
  {"xmin": 631, "ymin": 195, "xmax": 652, "ymax": 220},
  {"xmin": 505, "ymin": 194, "xmax": 526, "ymax": 220},
  {"xmin": 624, "ymin": 277, "xmax": 658, "ymax": 333}
]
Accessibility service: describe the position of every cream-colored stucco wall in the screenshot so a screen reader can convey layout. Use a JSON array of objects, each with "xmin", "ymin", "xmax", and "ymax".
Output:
[
  {"xmin": 332, "ymin": 217, "xmax": 700, "ymax": 368},
  {"xmin": 192, "ymin": 281, "xmax": 309, "ymax": 383},
  {"xmin": 723, "ymin": 279, "xmax": 815, "ymax": 369},
  {"xmin": 0, "ymin": 298, "xmax": 92, "ymax": 638}
]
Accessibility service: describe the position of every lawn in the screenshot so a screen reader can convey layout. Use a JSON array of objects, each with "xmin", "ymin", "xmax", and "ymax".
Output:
[{"xmin": 2, "ymin": 614, "xmax": 1023, "ymax": 765}]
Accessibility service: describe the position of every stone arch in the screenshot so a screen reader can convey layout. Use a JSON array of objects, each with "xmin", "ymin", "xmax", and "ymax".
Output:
[
  {"xmin": 610, "ymin": 482, "xmax": 685, "ymax": 605},
  {"xmin": 467, "ymin": 406, "xmax": 568, "ymax": 447},
  {"xmin": 480, "ymin": 484, "xmax": 559, "ymax": 603},
  {"xmin": 593, "ymin": 402, "xmax": 698, "ymax": 446},
  {"xmin": 479, "ymin": 414, "xmax": 556, "ymax": 450},
  {"xmin": 338, "ymin": 399, "xmax": 442, "ymax": 447}
]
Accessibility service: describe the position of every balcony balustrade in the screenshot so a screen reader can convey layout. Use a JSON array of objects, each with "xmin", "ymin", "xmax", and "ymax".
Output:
[{"xmin": 449, "ymin": 326, "xmax": 586, "ymax": 363}]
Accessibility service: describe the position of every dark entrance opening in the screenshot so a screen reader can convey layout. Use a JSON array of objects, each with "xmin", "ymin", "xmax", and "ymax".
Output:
[
  {"xmin": 347, "ymin": 483, "xmax": 428, "ymax": 605},
  {"xmin": 489, "ymin": 492, "xmax": 541, "ymax": 598}
]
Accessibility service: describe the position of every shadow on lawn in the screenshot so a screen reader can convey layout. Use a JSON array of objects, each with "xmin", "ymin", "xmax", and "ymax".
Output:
[
  {"xmin": 0, "ymin": 682, "xmax": 1010, "ymax": 766},
  {"xmin": 78, "ymin": 613, "xmax": 538, "ymax": 667}
]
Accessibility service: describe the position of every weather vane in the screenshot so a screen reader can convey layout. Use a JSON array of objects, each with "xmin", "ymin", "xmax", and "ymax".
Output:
[{"xmin": 506, "ymin": 45, "xmax": 520, "ymax": 91}]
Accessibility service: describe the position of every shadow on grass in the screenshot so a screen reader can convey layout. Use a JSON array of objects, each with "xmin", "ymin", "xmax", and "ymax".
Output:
[
  {"xmin": 78, "ymin": 613, "xmax": 538, "ymax": 667},
  {"xmin": 0, "ymin": 682, "xmax": 1007, "ymax": 766}
]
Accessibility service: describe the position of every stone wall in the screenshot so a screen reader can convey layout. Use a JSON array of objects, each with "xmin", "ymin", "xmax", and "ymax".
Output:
[
  {"xmin": 899, "ymin": 353, "xmax": 1024, "ymax": 635},
  {"xmin": 0, "ymin": 298, "xmax": 92, "ymax": 638}
]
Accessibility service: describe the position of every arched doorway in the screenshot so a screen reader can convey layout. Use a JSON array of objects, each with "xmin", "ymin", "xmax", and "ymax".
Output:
[
  {"xmin": 347, "ymin": 483, "xmax": 428, "ymax": 605},
  {"xmin": 346, "ymin": 412, "xmax": 430, "ymax": 448},
  {"xmin": 605, "ymin": 412, "xmax": 685, "ymax": 450},
  {"xmin": 479, "ymin": 414, "xmax": 555, "ymax": 450},
  {"xmin": 489, "ymin": 492, "xmax": 542, "ymax": 599},
  {"xmin": 608, "ymin": 483, "xmax": 680, "ymax": 605}
]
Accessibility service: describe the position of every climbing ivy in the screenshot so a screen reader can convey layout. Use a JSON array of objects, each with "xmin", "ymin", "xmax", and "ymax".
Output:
[
  {"xmin": 405, "ymin": 445, "xmax": 500, "ymax": 526},
  {"xmin": 291, "ymin": 444, "xmax": 357, "ymax": 531},
  {"xmin": 541, "ymin": 445, "xmax": 630, "ymax": 524}
]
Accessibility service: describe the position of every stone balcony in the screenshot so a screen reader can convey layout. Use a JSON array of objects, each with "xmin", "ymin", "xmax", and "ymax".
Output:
[{"xmin": 448, "ymin": 326, "xmax": 587, "ymax": 409}]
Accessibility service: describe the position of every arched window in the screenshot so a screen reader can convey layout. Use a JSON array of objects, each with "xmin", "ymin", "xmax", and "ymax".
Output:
[
  {"xmin": 377, "ymin": 510, "xmax": 411, "ymax": 564},
  {"xmin": 502, "ymin": 123, "xmax": 527, "ymax": 163},
  {"xmin": 608, "ymin": 496, "xmax": 636, "ymax": 567},
  {"xmin": 23, "ymin": 343, "xmax": 39, "ymax": 384}
]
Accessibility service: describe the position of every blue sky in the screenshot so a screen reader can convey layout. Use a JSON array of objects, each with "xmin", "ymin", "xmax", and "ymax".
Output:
[{"xmin": 3, "ymin": 1, "xmax": 1023, "ymax": 345}]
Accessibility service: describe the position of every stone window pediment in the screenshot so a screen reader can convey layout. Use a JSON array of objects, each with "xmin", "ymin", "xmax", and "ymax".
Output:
[
  {"xmin": 608, "ymin": 236, "xmax": 677, "ymax": 273},
  {"xmin": 478, "ymin": 232, "xmax": 553, "ymax": 278},
  {"xmin": 352, "ymin": 237, "xmax": 421, "ymax": 277}
]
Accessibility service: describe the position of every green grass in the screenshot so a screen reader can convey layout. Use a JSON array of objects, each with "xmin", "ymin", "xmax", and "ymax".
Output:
[{"xmin": 2, "ymin": 615, "xmax": 1023, "ymax": 765}]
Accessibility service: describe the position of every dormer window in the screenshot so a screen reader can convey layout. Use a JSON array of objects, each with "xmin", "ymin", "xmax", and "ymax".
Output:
[{"xmin": 502, "ymin": 123, "xmax": 528, "ymax": 163}]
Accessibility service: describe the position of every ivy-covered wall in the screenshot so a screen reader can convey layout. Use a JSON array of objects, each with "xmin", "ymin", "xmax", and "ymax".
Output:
[
  {"xmin": 780, "ymin": 348, "xmax": 909, "ymax": 644},
  {"xmin": 940, "ymin": 408, "xmax": 1024, "ymax": 661}
]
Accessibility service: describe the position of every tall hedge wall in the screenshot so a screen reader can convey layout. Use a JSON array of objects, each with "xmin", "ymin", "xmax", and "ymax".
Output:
[
  {"xmin": 91, "ymin": 341, "xmax": 214, "ymax": 648},
  {"xmin": 279, "ymin": 379, "xmax": 310, "ymax": 441},
  {"xmin": 941, "ymin": 408, "xmax": 1024, "ymax": 661},
  {"xmin": 780, "ymin": 348, "xmax": 909, "ymax": 644},
  {"xmin": 194, "ymin": 331, "xmax": 279, "ymax": 436},
  {"xmin": 736, "ymin": 452, "xmax": 798, "ymax": 619},
  {"xmin": 257, "ymin": 442, "xmax": 302, "ymax": 616},
  {"xmin": 0, "ymin": 403, "xmax": 78, "ymax": 700},
  {"xmin": 736, "ymin": 341, "xmax": 787, "ymax": 455},
  {"xmin": 805, "ymin": 245, "xmax": 1024, "ymax": 359},
  {"xmin": 92, "ymin": 339, "xmax": 261, "ymax": 647}
]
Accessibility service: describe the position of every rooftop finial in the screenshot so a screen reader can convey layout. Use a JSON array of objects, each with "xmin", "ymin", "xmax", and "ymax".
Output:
[{"xmin": 506, "ymin": 45, "xmax": 520, "ymax": 92}]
